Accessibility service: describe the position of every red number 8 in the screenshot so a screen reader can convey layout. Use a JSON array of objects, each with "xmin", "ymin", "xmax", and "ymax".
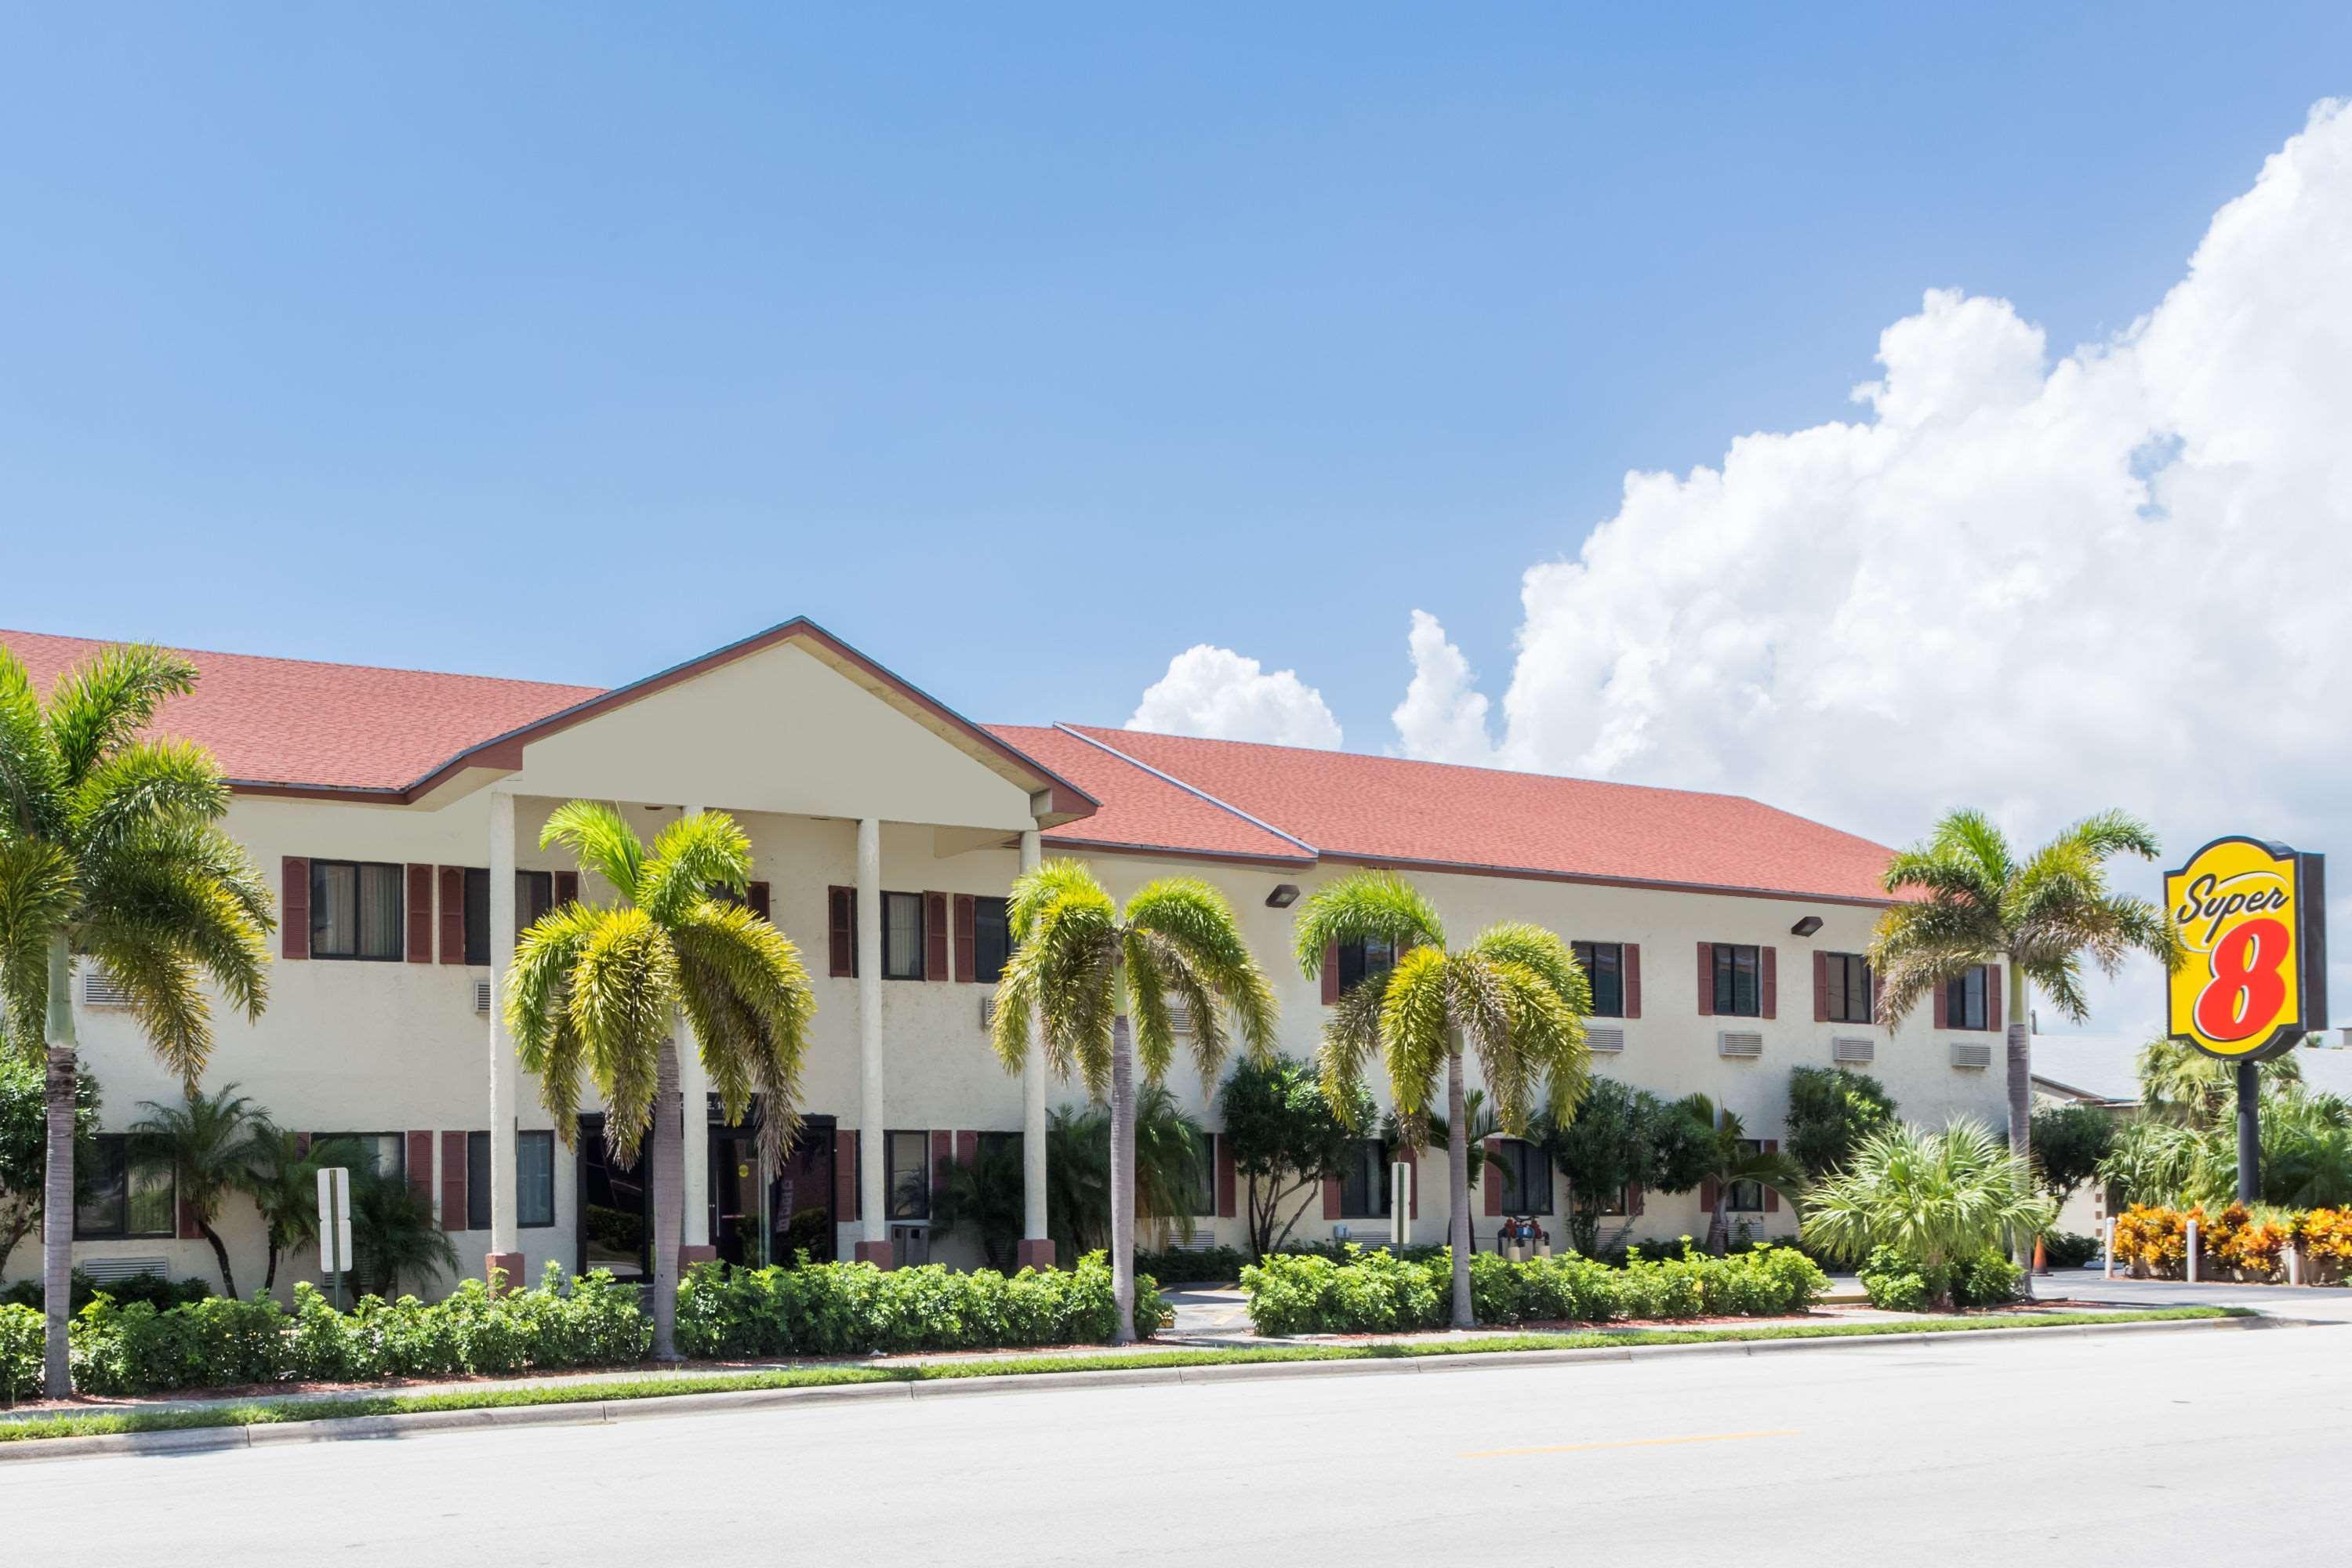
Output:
[{"xmin": 2194, "ymin": 916, "xmax": 2291, "ymax": 1043}]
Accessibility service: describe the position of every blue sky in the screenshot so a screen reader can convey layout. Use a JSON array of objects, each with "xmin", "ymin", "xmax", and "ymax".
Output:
[{"xmin": 3, "ymin": 4, "xmax": 2346, "ymax": 742}]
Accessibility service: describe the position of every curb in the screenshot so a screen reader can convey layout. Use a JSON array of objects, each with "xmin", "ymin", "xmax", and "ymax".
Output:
[{"xmin": 0, "ymin": 1312, "xmax": 2272, "ymax": 1464}]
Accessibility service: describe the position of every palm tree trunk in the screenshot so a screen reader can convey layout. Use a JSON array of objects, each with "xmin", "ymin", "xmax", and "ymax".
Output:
[
  {"xmin": 198, "ymin": 1220, "xmax": 238, "ymax": 1301},
  {"xmin": 1109, "ymin": 1014, "xmax": 1137, "ymax": 1345},
  {"xmin": 1708, "ymin": 1197, "xmax": 1729, "ymax": 1257},
  {"xmin": 263, "ymin": 1243, "xmax": 279, "ymax": 1294},
  {"xmin": 42, "ymin": 932, "xmax": 78, "ymax": 1399},
  {"xmin": 1446, "ymin": 1051, "xmax": 1472, "ymax": 1329},
  {"xmin": 650, "ymin": 1036, "xmax": 684, "ymax": 1360},
  {"xmin": 2003, "ymin": 956, "xmax": 2035, "ymax": 1302}
]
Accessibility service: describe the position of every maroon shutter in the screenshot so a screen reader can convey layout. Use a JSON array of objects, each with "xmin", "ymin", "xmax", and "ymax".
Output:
[
  {"xmin": 1933, "ymin": 980, "xmax": 1951, "ymax": 1029},
  {"xmin": 1623, "ymin": 943, "xmax": 1642, "ymax": 1018},
  {"xmin": 1628, "ymin": 1181, "xmax": 1645, "ymax": 1217},
  {"xmin": 1322, "ymin": 1177, "xmax": 1341, "ymax": 1221},
  {"xmin": 1986, "ymin": 964, "xmax": 2003, "ymax": 1033},
  {"xmin": 953, "ymin": 895, "xmax": 977, "ymax": 982},
  {"xmin": 924, "ymin": 894, "xmax": 950, "ymax": 982},
  {"xmin": 1700, "ymin": 1177, "xmax": 1719, "ymax": 1213},
  {"xmin": 1813, "ymin": 950, "xmax": 1830, "ymax": 1022},
  {"xmin": 1695, "ymin": 942, "xmax": 1713, "ymax": 1016},
  {"xmin": 405, "ymin": 1131, "xmax": 434, "ymax": 1203},
  {"xmin": 555, "ymin": 869, "xmax": 580, "ymax": 907},
  {"xmin": 828, "ymin": 887, "xmax": 855, "ymax": 977},
  {"xmin": 956, "ymin": 1130, "xmax": 978, "ymax": 1167},
  {"xmin": 176, "ymin": 1195, "xmax": 201, "ymax": 1240},
  {"xmin": 1321, "ymin": 942, "xmax": 1341, "ymax": 1005},
  {"xmin": 1763, "ymin": 1141, "xmax": 1781, "ymax": 1213},
  {"xmin": 1760, "ymin": 946, "xmax": 1777, "ymax": 1020},
  {"xmin": 1215, "ymin": 1135, "xmax": 1236, "ymax": 1218},
  {"xmin": 746, "ymin": 880, "xmax": 770, "ymax": 920},
  {"xmin": 405, "ymin": 865, "xmax": 434, "ymax": 963},
  {"xmin": 440, "ymin": 1131, "xmax": 467, "ymax": 1231},
  {"xmin": 281, "ymin": 857, "xmax": 310, "ymax": 960},
  {"xmin": 1872, "ymin": 968, "xmax": 1886, "ymax": 1024},
  {"xmin": 834, "ymin": 1130, "xmax": 859, "ymax": 1221},
  {"xmin": 437, "ymin": 867, "xmax": 464, "ymax": 963},
  {"xmin": 1483, "ymin": 1143, "xmax": 1505, "ymax": 1217},
  {"xmin": 931, "ymin": 1130, "xmax": 953, "ymax": 1193}
]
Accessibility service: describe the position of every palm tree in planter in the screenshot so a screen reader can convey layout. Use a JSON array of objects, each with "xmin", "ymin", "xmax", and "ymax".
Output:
[
  {"xmin": 989, "ymin": 860, "xmax": 1276, "ymax": 1345},
  {"xmin": 1869, "ymin": 808, "xmax": 2180, "ymax": 1292},
  {"xmin": 129, "ymin": 1084, "xmax": 272, "ymax": 1299},
  {"xmin": 506, "ymin": 802, "xmax": 815, "ymax": 1360},
  {"xmin": 1295, "ymin": 870, "xmax": 1594, "ymax": 1330},
  {"xmin": 0, "ymin": 643, "xmax": 274, "ymax": 1397},
  {"xmin": 1671, "ymin": 1094, "xmax": 1806, "ymax": 1255}
]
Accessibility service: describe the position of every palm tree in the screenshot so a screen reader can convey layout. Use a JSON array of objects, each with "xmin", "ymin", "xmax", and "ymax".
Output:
[
  {"xmin": 1038, "ymin": 1087, "xmax": 1212, "ymax": 1258},
  {"xmin": 0, "ymin": 643, "xmax": 274, "ymax": 1397},
  {"xmin": 241, "ymin": 1127, "xmax": 320, "ymax": 1294},
  {"xmin": 506, "ymin": 802, "xmax": 815, "ymax": 1360},
  {"xmin": 1803, "ymin": 1119, "xmax": 2057, "ymax": 1307},
  {"xmin": 1295, "ymin": 870, "xmax": 1593, "ymax": 1329},
  {"xmin": 989, "ymin": 860, "xmax": 1276, "ymax": 1345},
  {"xmin": 309, "ymin": 1138, "xmax": 460, "ymax": 1298},
  {"xmin": 1672, "ymin": 1094, "xmax": 1806, "ymax": 1255},
  {"xmin": 2136, "ymin": 1035, "xmax": 2300, "ymax": 1127},
  {"xmin": 129, "ymin": 1084, "xmax": 271, "ymax": 1298},
  {"xmin": 1869, "ymin": 808, "xmax": 2180, "ymax": 1292}
]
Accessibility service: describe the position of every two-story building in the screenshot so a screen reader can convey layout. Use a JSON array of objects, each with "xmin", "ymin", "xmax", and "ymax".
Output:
[{"xmin": 3, "ymin": 617, "xmax": 2009, "ymax": 1298}]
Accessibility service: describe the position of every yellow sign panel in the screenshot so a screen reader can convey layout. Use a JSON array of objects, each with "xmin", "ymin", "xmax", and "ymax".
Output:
[{"xmin": 2164, "ymin": 837, "xmax": 2327, "ymax": 1062}]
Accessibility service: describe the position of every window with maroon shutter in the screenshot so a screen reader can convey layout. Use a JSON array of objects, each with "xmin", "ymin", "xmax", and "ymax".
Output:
[
  {"xmin": 1934, "ymin": 980, "xmax": 1952, "ymax": 1029},
  {"xmin": 1695, "ymin": 942, "xmax": 1712, "ymax": 1014},
  {"xmin": 1215, "ymin": 1136, "xmax": 1237, "ymax": 1218},
  {"xmin": 555, "ymin": 869, "xmax": 580, "ymax": 907},
  {"xmin": 1624, "ymin": 943, "xmax": 1641, "ymax": 1018},
  {"xmin": 281, "ymin": 857, "xmax": 310, "ymax": 959},
  {"xmin": 746, "ymin": 880, "xmax": 769, "ymax": 920},
  {"xmin": 437, "ymin": 867, "xmax": 465, "ymax": 964},
  {"xmin": 924, "ymin": 892, "xmax": 950, "ymax": 982},
  {"xmin": 1760, "ymin": 946, "xmax": 1777, "ymax": 1020},
  {"xmin": 1322, "ymin": 1176, "xmax": 1341, "ymax": 1221},
  {"xmin": 440, "ymin": 1131, "xmax": 467, "ymax": 1231},
  {"xmin": 953, "ymin": 895, "xmax": 977, "ymax": 982},
  {"xmin": 1986, "ymin": 964, "xmax": 2003, "ymax": 1033},
  {"xmin": 405, "ymin": 866, "xmax": 434, "ymax": 963},
  {"xmin": 827, "ymin": 886, "xmax": 855, "ymax": 977},
  {"xmin": 1813, "ymin": 950, "xmax": 1830, "ymax": 1022}
]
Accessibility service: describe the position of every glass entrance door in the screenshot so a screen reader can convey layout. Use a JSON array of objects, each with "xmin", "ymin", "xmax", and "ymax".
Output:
[
  {"xmin": 772, "ymin": 1118, "xmax": 837, "ymax": 1265},
  {"xmin": 710, "ymin": 1127, "xmax": 765, "ymax": 1266},
  {"xmin": 576, "ymin": 1112, "xmax": 650, "ymax": 1281}
]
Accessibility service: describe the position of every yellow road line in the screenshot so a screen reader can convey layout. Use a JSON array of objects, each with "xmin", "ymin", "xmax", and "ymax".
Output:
[{"xmin": 1461, "ymin": 1428, "xmax": 1800, "ymax": 1460}]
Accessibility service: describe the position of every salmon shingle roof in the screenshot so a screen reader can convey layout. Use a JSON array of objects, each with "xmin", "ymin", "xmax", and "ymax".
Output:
[{"xmin": 2, "ymin": 627, "xmax": 1893, "ymax": 902}]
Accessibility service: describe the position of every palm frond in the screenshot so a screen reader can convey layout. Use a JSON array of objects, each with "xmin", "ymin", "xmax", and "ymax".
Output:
[
  {"xmin": 670, "ymin": 901, "xmax": 815, "ymax": 1170},
  {"xmin": 0, "ymin": 648, "xmax": 64, "ymax": 840},
  {"xmin": 67, "ymin": 739, "xmax": 230, "ymax": 858},
  {"xmin": 636, "ymin": 811, "xmax": 753, "ymax": 925},
  {"xmin": 1316, "ymin": 967, "xmax": 1388, "ymax": 1129},
  {"xmin": 1927, "ymin": 808, "xmax": 2015, "ymax": 889},
  {"xmin": 539, "ymin": 800, "xmax": 645, "ymax": 898},
  {"xmin": 561, "ymin": 904, "xmax": 677, "ymax": 1166},
  {"xmin": 0, "ymin": 837, "xmax": 78, "ymax": 1059},
  {"xmin": 1376, "ymin": 945, "xmax": 1451, "ymax": 1119},
  {"xmin": 1126, "ymin": 875, "xmax": 1277, "ymax": 1071},
  {"xmin": 1291, "ymin": 869, "xmax": 1446, "ymax": 978},
  {"xmin": 44, "ymin": 644, "xmax": 198, "ymax": 789}
]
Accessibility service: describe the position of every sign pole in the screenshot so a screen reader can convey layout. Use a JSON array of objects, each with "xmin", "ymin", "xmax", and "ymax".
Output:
[{"xmin": 2236, "ymin": 1058, "xmax": 2261, "ymax": 1207}]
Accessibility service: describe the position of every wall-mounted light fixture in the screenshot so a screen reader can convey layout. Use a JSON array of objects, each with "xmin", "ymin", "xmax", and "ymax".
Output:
[
  {"xmin": 1789, "ymin": 914, "xmax": 1823, "ymax": 937},
  {"xmin": 1265, "ymin": 884, "xmax": 1301, "ymax": 909}
]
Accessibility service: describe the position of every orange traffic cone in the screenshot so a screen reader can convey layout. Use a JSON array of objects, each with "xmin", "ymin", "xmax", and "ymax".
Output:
[{"xmin": 2033, "ymin": 1234, "xmax": 2049, "ymax": 1275}]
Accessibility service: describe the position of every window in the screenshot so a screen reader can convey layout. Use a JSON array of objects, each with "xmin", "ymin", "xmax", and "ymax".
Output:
[
  {"xmin": 886, "ymin": 1130, "xmax": 930, "ymax": 1220},
  {"xmin": 312, "ymin": 1131, "xmax": 402, "ymax": 1180},
  {"xmin": 1336, "ymin": 938, "xmax": 1399, "ymax": 993},
  {"xmin": 1573, "ymin": 942, "xmax": 1625, "ymax": 1018},
  {"xmin": 467, "ymin": 1130, "xmax": 557, "ymax": 1230},
  {"xmin": 881, "ymin": 892, "xmax": 926, "ymax": 980},
  {"xmin": 463, "ymin": 869, "xmax": 556, "ymax": 966},
  {"xmin": 972, "ymin": 895, "xmax": 1011, "ymax": 984},
  {"xmin": 310, "ymin": 860, "xmax": 405, "ymax": 960},
  {"xmin": 1190, "ymin": 1133, "xmax": 1218, "ymax": 1218},
  {"xmin": 1490, "ymin": 1139, "xmax": 1552, "ymax": 1215},
  {"xmin": 1728, "ymin": 1139, "xmax": 1766, "ymax": 1213},
  {"xmin": 1824, "ymin": 953, "xmax": 1874, "ymax": 1024},
  {"xmin": 1335, "ymin": 1138, "xmax": 1392, "ymax": 1220},
  {"xmin": 74, "ymin": 1135, "xmax": 175, "ymax": 1238},
  {"xmin": 1711, "ymin": 943, "xmax": 1762, "ymax": 1017},
  {"xmin": 1947, "ymin": 966, "xmax": 1990, "ymax": 1030}
]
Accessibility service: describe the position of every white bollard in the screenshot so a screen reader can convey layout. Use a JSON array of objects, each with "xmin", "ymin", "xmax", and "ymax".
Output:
[
  {"xmin": 2103, "ymin": 1216, "xmax": 2117, "ymax": 1280},
  {"xmin": 2287, "ymin": 1245, "xmax": 2302, "ymax": 1287},
  {"xmin": 2185, "ymin": 1219, "xmax": 2199, "ymax": 1284}
]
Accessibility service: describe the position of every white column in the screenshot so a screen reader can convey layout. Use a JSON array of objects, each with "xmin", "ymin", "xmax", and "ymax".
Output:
[
  {"xmin": 1020, "ymin": 827, "xmax": 1049, "ymax": 1246},
  {"xmin": 678, "ymin": 804, "xmax": 711, "ymax": 1250},
  {"xmin": 487, "ymin": 789, "xmax": 521, "ymax": 1261},
  {"xmin": 858, "ymin": 817, "xmax": 887, "ymax": 1250}
]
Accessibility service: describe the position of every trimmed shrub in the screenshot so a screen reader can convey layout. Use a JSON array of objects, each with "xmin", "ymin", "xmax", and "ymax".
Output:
[
  {"xmin": 0, "ymin": 1270, "xmax": 213, "ymax": 1313},
  {"xmin": 2, "ymin": 1302, "xmax": 42, "ymax": 1400},
  {"xmin": 1239, "ymin": 1243, "xmax": 1827, "ymax": 1335},
  {"xmin": 1857, "ymin": 1245, "xmax": 2023, "ymax": 1310},
  {"xmin": 2041, "ymin": 1230, "xmax": 2100, "ymax": 1269}
]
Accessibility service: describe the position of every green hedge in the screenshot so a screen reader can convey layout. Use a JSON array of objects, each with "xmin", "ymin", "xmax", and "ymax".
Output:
[
  {"xmin": 1240, "ymin": 1244, "xmax": 1829, "ymax": 1336},
  {"xmin": 676, "ymin": 1252, "xmax": 1167, "ymax": 1357},
  {"xmin": 1856, "ymin": 1246, "xmax": 2024, "ymax": 1312}
]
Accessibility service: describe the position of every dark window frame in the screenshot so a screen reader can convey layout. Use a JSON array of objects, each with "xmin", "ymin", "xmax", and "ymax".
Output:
[
  {"xmin": 468, "ymin": 1129, "xmax": 557, "ymax": 1230},
  {"xmin": 73, "ymin": 1134, "xmax": 176, "ymax": 1240},
  {"xmin": 463, "ymin": 869, "xmax": 556, "ymax": 967},
  {"xmin": 1336, "ymin": 938, "xmax": 1399, "ymax": 993},
  {"xmin": 880, "ymin": 891, "xmax": 927, "ymax": 981},
  {"xmin": 311, "ymin": 1131, "xmax": 405, "ymax": 1181},
  {"xmin": 1947, "ymin": 966, "xmax": 1990, "ymax": 1031},
  {"xmin": 310, "ymin": 859, "xmax": 407, "ymax": 962},
  {"xmin": 972, "ymin": 895, "xmax": 1011, "ymax": 984},
  {"xmin": 1711, "ymin": 943, "xmax": 1762, "ymax": 1017},
  {"xmin": 1492, "ymin": 1138, "xmax": 1554, "ymax": 1216},
  {"xmin": 885, "ymin": 1129, "xmax": 930, "ymax": 1220},
  {"xmin": 1573, "ymin": 941, "xmax": 1626, "ymax": 1018},
  {"xmin": 1825, "ymin": 952, "xmax": 1874, "ymax": 1025},
  {"xmin": 1727, "ymin": 1138, "xmax": 1766, "ymax": 1214},
  {"xmin": 1335, "ymin": 1138, "xmax": 1392, "ymax": 1220},
  {"xmin": 1189, "ymin": 1131, "xmax": 1218, "ymax": 1218}
]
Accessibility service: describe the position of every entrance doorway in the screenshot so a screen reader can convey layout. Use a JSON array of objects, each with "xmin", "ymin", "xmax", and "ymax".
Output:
[
  {"xmin": 575, "ymin": 1112, "xmax": 651, "ymax": 1282},
  {"xmin": 707, "ymin": 1106, "xmax": 837, "ymax": 1267}
]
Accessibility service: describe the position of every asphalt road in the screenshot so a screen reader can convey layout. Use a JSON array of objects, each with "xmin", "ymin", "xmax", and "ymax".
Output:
[{"xmin": 9, "ymin": 1322, "xmax": 2345, "ymax": 1566}]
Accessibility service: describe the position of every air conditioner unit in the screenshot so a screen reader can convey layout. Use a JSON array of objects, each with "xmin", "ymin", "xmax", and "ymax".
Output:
[
  {"xmin": 81, "ymin": 1255, "xmax": 168, "ymax": 1284},
  {"xmin": 1167, "ymin": 1000, "xmax": 1195, "ymax": 1036},
  {"xmin": 1586, "ymin": 1026, "xmax": 1626, "ymax": 1054},
  {"xmin": 1831, "ymin": 1036, "xmax": 1875, "ymax": 1065},
  {"xmin": 978, "ymin": 994, "xmax": 998, "ymax": 1030},
  {"xmin": 1951, "ymin": 1040, "xmax": 1994, "ymax": 1070},
  {"xmin": 81, "ymin": 965, "xmax": 132, "ymax": 1008},
  {"xmin": 474, "ymin": 979, "xmax": 493, "ymax": 1014},
  {"xmin": 1717, "ymin": 1029, "xmax": 1764, "ymax": 1059},
  {"xmin": 1160, "ymin": 1232, "xmax": 1221, "ymax": 1254}
]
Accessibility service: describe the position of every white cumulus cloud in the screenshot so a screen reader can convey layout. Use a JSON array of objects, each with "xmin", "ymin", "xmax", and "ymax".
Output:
[
  {"xmin": 1127, "ymin": 644, "xmax": 1344, "ymax": 750},
  {"xmin": 1394, "ymin": 100, "xmax": 2352, "ymax": 1033}
]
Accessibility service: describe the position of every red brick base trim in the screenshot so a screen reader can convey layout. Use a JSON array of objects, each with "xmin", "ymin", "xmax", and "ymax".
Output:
[
  {"xmin": 853, "ymin": 1240, "xmax": 895, "ymax": 1270},
  {"xmin": 1015, "ymin": 1238, "xmax": 1058, "ymax": 1270},
  {"xmin": 485, "ymin": 1251, "xmax": 525, "ymax": 1293},
  {"xmin": 678, "ymin": 1244, "xmax": 718, "ymax": 1269}
]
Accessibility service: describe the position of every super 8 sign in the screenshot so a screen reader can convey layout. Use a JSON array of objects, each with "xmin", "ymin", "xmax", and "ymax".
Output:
[{"xmin": 2165, "ymin": 837, "xmax": 2328, "ymax": 1062}]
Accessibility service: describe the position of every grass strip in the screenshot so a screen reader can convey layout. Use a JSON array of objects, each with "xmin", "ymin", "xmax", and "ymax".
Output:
[{"xmin": 0, "ymin": 1307, "xmax": 2238, "ymax": 1446}]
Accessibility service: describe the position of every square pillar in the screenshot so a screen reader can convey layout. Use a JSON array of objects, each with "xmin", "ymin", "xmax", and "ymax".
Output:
[
  {"xmin": 487, "ymin": 789, "xmax": 521, "ymax": 1262},
  {"xmin": 678, "ymin": 804, "xmax": 712, "ymax": 1250},
  {"xmin": 858, "ymin": 818, "xmax": 887, "ymax": 1251},
  {"xmin": 1019, "ymin": 826, "xmax": 1051, "ymax": 1254}
]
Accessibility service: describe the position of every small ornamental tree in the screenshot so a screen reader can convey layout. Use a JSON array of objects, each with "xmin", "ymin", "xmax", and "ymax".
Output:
[
  {"xmin": 2029, "ymin": 1102, "xmax": 2116, "ymax": 1204},
  {"xmin": 1784, "ymin": 1065, "xmax": 1899, "ymax": 1183},
  {"xmin": 0, "ymin": 1056, "xmax": 97, "ymax": 1275},
  {"xmin": 1220, "ymin": 1053, "xmax": 1374, "ymax": 1260},
  {"xmin": 1542, "ymin": 1077, "xmax": 1684, "ymax": 1255}
]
